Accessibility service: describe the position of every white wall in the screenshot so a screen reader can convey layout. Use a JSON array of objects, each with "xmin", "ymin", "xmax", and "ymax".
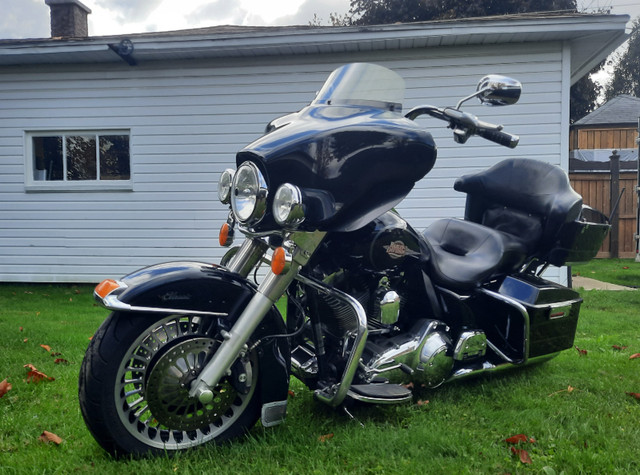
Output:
[{"xmin": 0, "ymin": 41, "xmax": 566, "ymax": 282}]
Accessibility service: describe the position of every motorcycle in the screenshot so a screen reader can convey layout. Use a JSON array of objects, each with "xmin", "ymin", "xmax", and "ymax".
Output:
[{"xmin": 78, "ymin": 63, "xmax": 610, "ymax": 457}]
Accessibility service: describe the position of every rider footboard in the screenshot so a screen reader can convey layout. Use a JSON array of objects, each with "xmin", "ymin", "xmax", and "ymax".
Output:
[{"xmin": 498, "ymin": 275, "xmax": 582, "ymax": 359}]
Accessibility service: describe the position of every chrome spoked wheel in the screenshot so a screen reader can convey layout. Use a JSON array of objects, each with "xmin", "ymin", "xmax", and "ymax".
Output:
[{"xmin": 114, "ymin": 315, "xmax": 257, "ymax": 451}]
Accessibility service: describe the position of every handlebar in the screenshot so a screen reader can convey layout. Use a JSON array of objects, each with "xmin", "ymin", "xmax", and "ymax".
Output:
[{"xmin": 404, "ymin": 105, "xmax": 519, "ymax": 149}]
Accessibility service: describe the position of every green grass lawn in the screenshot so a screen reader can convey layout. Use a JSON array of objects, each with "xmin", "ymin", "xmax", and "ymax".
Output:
[
  {"xmin": 1, "ymin": 282, "xmax": 639, "ymax": 474},
  {"xmin": 572, "ymin": 258, "xmax": 640, "ymax": 288}
]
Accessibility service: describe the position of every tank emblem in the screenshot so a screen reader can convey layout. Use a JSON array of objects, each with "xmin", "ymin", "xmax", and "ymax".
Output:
[{"xmin": 384, "ymin": 240, "xmax": 408, "ymax": 259}]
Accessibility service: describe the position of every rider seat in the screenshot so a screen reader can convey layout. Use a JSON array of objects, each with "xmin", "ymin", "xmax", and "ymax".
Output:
[{"xmin": 422, "ymin": 218, "xmax": 527, "ymax": 291}]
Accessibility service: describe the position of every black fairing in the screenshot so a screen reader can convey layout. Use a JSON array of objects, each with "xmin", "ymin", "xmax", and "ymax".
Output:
[{"xmin": 237, "ymin": 104, "xmax": 437, "ymax": 232}]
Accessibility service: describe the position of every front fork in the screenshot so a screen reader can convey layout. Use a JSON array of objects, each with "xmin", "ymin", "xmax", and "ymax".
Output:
[{"xmin": 189, "ymin": 231, "xmax": 326, "ymax": 403}]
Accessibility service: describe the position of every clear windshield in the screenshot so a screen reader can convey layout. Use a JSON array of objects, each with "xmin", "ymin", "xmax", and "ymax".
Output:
[{"xmin": 312, "ymin": 63, "xmax": 405, "ymax": 111}]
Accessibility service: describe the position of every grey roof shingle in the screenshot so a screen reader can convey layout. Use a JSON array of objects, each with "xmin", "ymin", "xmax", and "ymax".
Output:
[{"xmin": 574, "ymin": 94, "xmax": 640, "ymax": 126}]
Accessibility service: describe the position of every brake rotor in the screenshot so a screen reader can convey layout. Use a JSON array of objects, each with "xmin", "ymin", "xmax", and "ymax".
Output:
[{"xmin": 145, "ymin": 337, "xmax": 238, "ymax": 431}]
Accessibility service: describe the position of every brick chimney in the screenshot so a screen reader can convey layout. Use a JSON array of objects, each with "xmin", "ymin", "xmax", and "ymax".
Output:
[{"xmin": 45, "ymin": 0, "xmax": 92, "ymax": 38}]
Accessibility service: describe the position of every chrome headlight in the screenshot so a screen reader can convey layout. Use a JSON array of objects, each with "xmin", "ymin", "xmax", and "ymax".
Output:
[
  {"xmin": 217, "ymin": 168, "xmax": 235, "ymax": 204},
  {"xmin": 230, "ymin": 162, "xmax": 268, "ymax": 225},
  {"xmin": 273, "ymin": 183, "xmax": 305, "ymax": 228}
]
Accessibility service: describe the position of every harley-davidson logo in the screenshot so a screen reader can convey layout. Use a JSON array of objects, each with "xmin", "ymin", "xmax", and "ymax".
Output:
[{"xmin": 384, "ymin": 240, "xmax": 408, "ymax": 259}]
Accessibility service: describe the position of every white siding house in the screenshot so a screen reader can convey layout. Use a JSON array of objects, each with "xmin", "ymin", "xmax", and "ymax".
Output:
[{"xmin": 0, "ymin": 14, "xmax": 630, "ymax": 283}]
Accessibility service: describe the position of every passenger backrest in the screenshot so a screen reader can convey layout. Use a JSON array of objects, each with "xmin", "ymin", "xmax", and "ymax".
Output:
[{"xmin": 453, "ymin": 158, "xmax": 583, "ymax": 255}]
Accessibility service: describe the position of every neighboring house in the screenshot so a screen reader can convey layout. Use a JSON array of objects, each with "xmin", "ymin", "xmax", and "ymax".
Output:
[
  {"xmin": 570, "ymin": 94, "xmax": 640, "ymax": 171},
  {"xmin": 0, "ymin": 1, "xmax": 631, "ymax": 282},
  {"xmin": 569, "ymin": 94, "xmax": 640, "ymax": 258}
]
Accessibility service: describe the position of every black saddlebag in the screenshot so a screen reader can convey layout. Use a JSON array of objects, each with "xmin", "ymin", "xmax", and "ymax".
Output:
[{"xmin": 498, "ymin": 274, "xmax": 582, "ymax": 359}]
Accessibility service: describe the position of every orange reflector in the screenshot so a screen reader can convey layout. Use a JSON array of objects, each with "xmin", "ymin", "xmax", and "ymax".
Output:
[
  {"xmin": 271, "ymin": 247, "xmax": 286, "ymax": 275},
  {"xmin": 95, "ymin": 279, "xmax": 120, "ymax": 299},
  {"xmin": 219, "ymin": 223, "xmax": 230, "ymax": 246}
]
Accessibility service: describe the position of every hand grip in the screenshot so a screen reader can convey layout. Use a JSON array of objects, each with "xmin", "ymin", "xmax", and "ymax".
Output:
[{"xmin": 477, "ymin": 128, "xmax": 519, "ymax": 148}]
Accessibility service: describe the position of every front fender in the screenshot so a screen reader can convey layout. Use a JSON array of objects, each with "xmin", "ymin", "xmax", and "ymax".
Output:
[{"xmin": 94, "ymin": 261, "xmax": 290, "ymax": 410}]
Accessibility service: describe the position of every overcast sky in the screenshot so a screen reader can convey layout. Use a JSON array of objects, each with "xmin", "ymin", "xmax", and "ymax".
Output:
[{"xmin": 0, "ymin": 0, "xmax": 638, "ymax": 40}]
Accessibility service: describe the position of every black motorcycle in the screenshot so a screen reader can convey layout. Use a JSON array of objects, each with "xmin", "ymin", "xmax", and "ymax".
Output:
[{"xmin": 79, "ymin": 63, "xmax": 610, "ymax": 456}]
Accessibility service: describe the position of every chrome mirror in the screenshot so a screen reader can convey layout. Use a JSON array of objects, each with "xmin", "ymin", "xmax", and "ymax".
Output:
[{"xmin": 476, "ymin": 75, "xmax": 522, "ymax": 106}]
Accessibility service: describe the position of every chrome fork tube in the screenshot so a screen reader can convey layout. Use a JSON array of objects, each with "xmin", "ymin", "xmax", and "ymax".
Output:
[
  {"xmin": 225, "ymin": 238, "xmax": 269, "ymax": 278},
  {"xmin": 189, "ymin": 231, "xmax": 325, "ymax": 403}
]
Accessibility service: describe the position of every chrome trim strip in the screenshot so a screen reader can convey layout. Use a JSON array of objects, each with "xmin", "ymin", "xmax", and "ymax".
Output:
[
  {"xmin": 99, "ymin": 293, "xmax": 228, "ymax": 317},
  {"xmin": 296, "ymin": 273, "xmax": 369, "ymax": 408},
  {"xmin": 479, "ymin": 288, "xmax": 530, "ymax": 364},
  {"xmin": 448, "ymin": 352, "xmax": 560, "ymax": 382}
]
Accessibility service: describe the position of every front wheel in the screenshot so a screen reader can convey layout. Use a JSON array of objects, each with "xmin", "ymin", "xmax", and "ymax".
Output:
[{"xmin": 79, "ymin": 312, "xmax": 260, "ymax": 457}]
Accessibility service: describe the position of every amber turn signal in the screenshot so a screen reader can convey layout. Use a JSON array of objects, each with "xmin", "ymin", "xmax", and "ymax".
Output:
[
  {"xmin": 95, "ymin": 279, "xmax": 120, "ymax": 299},
  {"xmin": 219, "ymin": 223, "xmax": 230, "ymax": 246},
  {"xmin": 271, "ymin": 247, "xmax": 287, "ymax": 275}
]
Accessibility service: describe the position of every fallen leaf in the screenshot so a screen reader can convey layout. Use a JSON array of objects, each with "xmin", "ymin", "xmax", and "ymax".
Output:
[
  {"xmin": 417, "ymin": 399, "xmax": 429, "ymax": 406},
  {"xmin": 19, "ymin": 326, "xmax": 23, "ymax": 332},
  {"xmin": 54, "ymin": 358, "xmax": 70, "ymax": 365},
  {"xmin": 40, "ymin": 344, "xmax": 52, "ymax": 352},
  {"xmin": 0, "ymin": 379, "xmax": 11, "ymax": 398},
  {"xmin": 402, "ymin": 382, "xmax": 414, "ymax": 389},
  {"xmin": 287, "ymin": 390, "xmax": 296, "ymax": 398},
  {"xmin": 626, "ymin": 392, "xmax": 640, "ymax": 400},
  {"xmin": 50, "ymin": 352, "xmax": 62, "ymax": 357},
  {"xmin": 511, "ymin": 447, "xmax": 532, "ymax": 464},
  {"xmin": 24, "ymin": 364, "xmax": 55, "ymax": 383},
  {"xmin": 630, "ymin": 354, "xmax": 640, "ymax": 360},
  {"xmin": 575, "ymin": 346, "xmax": 588, "ymax": 356},
  {"xmin": 23, "ymin": 338, "xmax": 28, "ymax": 343},
  {"xmin": 612, "ymin": 345, "xmax": 628, "ymax": 351},
  {"xmin": 622, "ymin": 266, "xmax": 629, "ymax": 269},
  {"xmin": 318, "ymin": 433, "xmax": 334, "ymax": 443},
  {"xmin": 39, "ymin": 431, "xmax": 62, "ymax": 445},
  {"xmin": 505, "ymin": 434, "xmax": 529, "ymax": 444}
]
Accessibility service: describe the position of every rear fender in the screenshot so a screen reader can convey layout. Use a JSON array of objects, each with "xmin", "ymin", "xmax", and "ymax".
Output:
[{"xmin": 94, "ymin": 261, "xmax": 290, "ymax": 412}]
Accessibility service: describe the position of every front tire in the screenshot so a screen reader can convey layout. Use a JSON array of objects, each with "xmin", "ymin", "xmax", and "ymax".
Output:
[{"xmin": 79, "ymin": 312, "xmax": 260, "ymax": 457}]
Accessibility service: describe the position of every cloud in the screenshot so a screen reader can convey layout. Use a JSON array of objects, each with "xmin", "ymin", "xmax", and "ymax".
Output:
[
  {"xmin": 186, "ymin": 1, "xmax": 248, "ymax": 26},
  {"xmin": 0, "ymin": 0, "xmax": 50, "ymax": 39},
  {"xmin": 272, "ymin": 0, "xmax": 350, "ymax": 26},
  {"xmin": 94, "ymin": 0, "xmax": 164, "ymax": 23}
]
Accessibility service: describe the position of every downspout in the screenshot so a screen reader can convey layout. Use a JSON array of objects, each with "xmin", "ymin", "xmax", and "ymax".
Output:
[{"xmin": 634, "ymin": 1, "xmax": 640, "ymax": 259}]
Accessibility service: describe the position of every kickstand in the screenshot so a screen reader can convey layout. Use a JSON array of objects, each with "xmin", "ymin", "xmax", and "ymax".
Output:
[{"xmin": 342, "ymin": 404, "xmax": 365, "ymax": 428}]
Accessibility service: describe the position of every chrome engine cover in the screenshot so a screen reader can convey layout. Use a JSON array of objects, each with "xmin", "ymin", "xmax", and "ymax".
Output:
[{"xmin": 362, "ymin": 319, "xmax": 454, "ymax": 388}]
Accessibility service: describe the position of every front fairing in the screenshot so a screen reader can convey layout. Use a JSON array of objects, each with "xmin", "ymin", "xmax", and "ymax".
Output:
[{"xmin": 237, "ymin": 64, "xmax": 437, "ymax": 232}]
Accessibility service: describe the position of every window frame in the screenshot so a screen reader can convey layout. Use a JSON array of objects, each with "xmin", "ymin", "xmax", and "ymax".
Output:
[{"xmin": 24, "ymin": 129, "xmax": 133, "ymax": 192}]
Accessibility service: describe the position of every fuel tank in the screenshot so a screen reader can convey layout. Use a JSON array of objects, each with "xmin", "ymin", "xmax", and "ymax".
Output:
[{"xmin": 318, "ymin": 210, "xmax": 423, "ymax": 272}]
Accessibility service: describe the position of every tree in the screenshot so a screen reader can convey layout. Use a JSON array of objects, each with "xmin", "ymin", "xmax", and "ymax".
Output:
[
  {"xmin": 604, "ymin": 18, "xmax": 640, "ymax": 101},
  {"xmin": 570, "ymin": 68, "xmax": 603, "ymax": 122},
  {"xmin": 349, "ymin": 0, "xmax": 578, "ymax": 25},
  {"xmin": 342, "ymin": 0, "xmax": 604, "ymax": 122}
]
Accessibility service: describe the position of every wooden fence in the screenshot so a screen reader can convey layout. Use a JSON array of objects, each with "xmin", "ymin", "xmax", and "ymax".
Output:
[{"xmin": 570, "ymin": 169, "xmax": 638, "ymax": 258}]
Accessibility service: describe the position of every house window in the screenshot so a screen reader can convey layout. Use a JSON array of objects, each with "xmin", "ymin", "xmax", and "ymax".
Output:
[{"xmin": 27, "ymin": 131, "xmax": 132, "ymax": 191}]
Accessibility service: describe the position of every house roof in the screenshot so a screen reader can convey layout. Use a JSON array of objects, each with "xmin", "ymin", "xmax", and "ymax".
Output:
[
  {"xmin": 573, "ymin": 94, "xmax": 640, "ymax": 126},
  {"xmin": 0, "ymin": 12, "xmax": 631, "ymax": 84}
]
